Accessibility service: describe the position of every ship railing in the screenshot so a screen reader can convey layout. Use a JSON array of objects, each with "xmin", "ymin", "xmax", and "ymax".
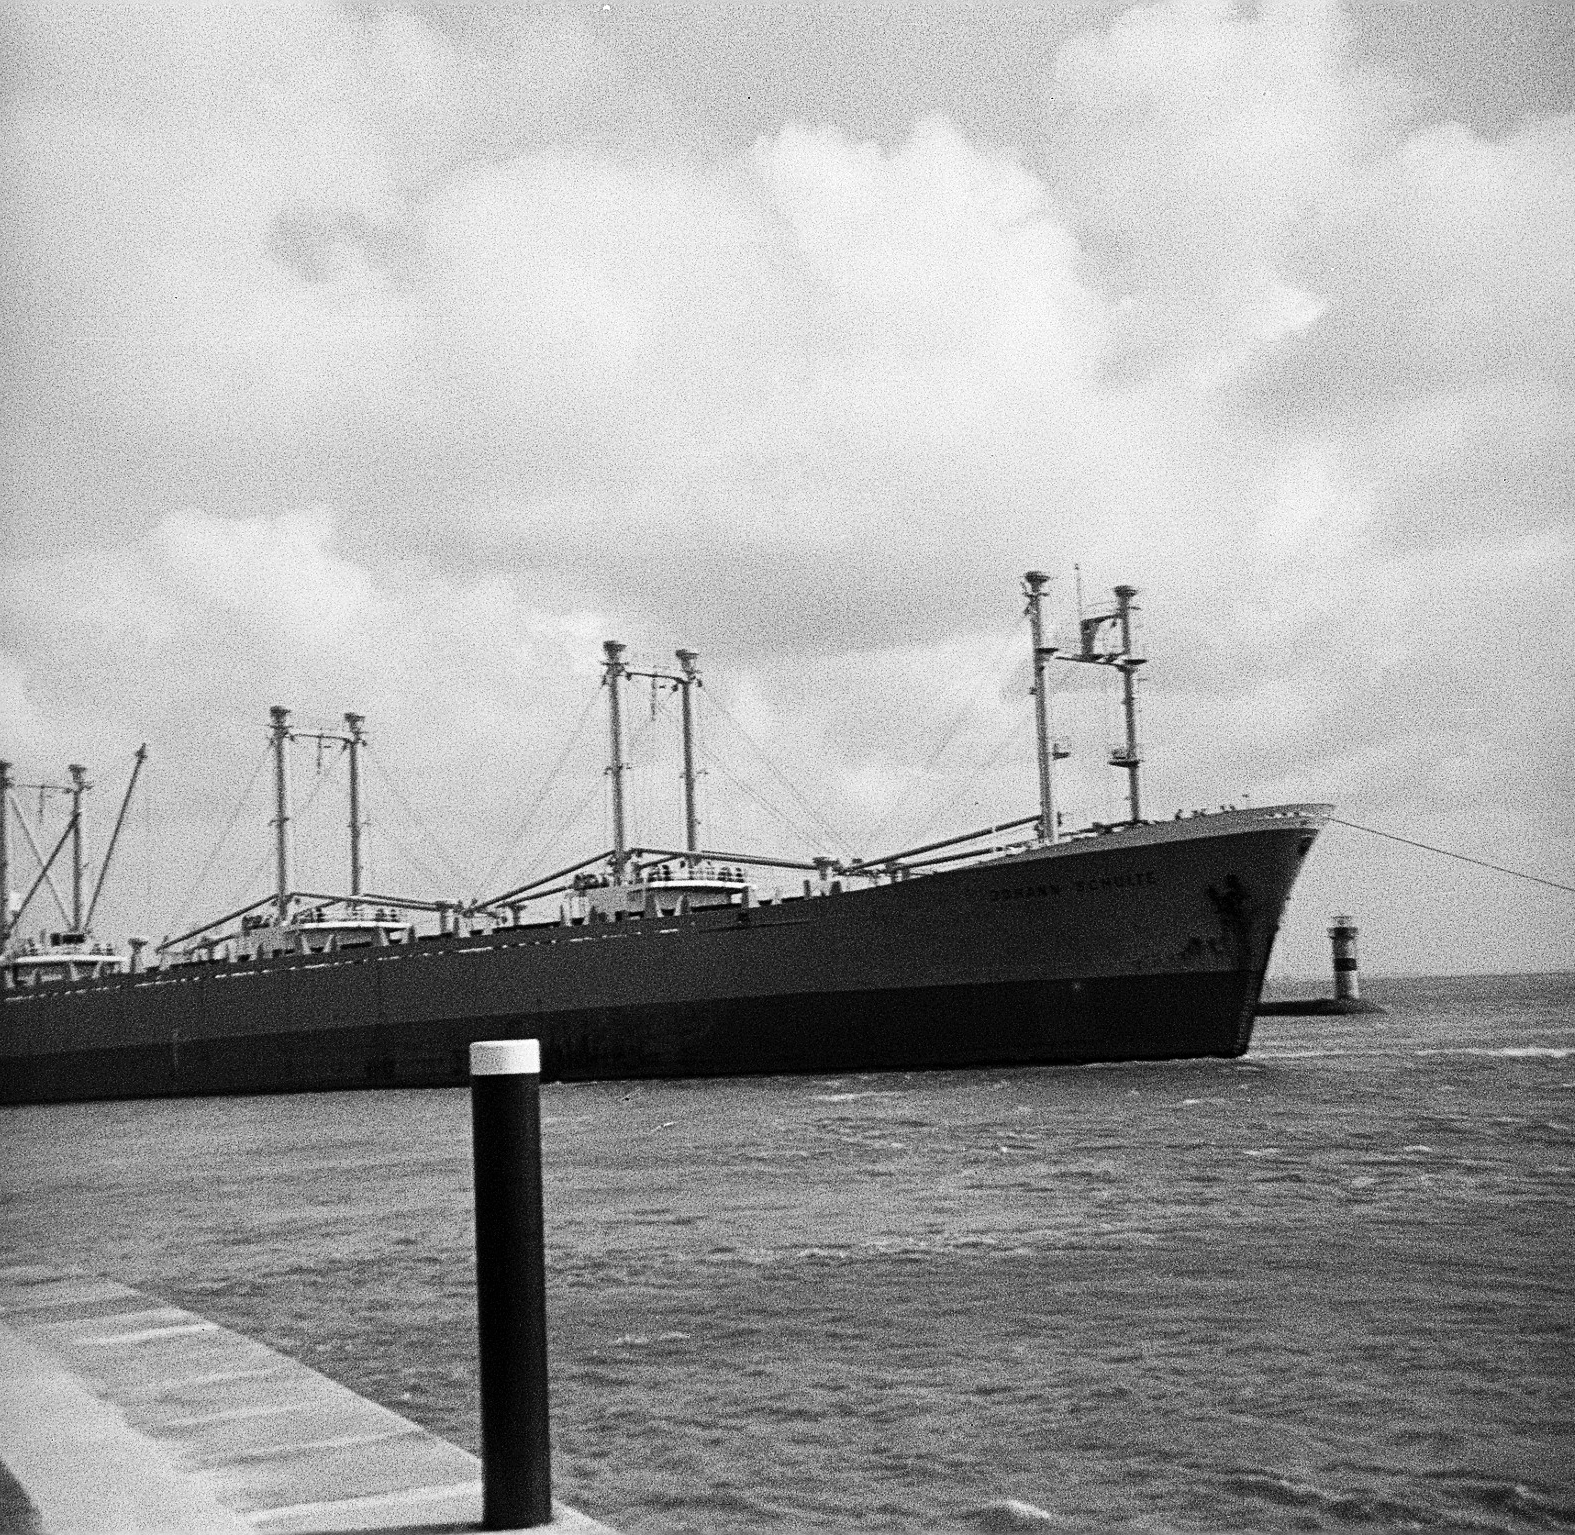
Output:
[{"xmin": 474, "ymin": 845, "xmax": 837, "ymax": 922}]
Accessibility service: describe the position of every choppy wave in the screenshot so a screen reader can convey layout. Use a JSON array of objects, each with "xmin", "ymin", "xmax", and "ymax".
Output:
[{"xmin": 2, "ymin": 972, "xmax": 1570, "ymax": 1532}]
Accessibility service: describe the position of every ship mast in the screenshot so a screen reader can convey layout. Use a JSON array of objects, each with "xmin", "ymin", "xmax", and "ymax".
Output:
[
  {"xmin": 290, "ymin": 713, "xmax": 371, "ymax": 901},
  {"xmin": 1058, "ymin": 581, "xmax": 1146, "ymax": 825},
  {"xmin": 602, "ymin": 642, "xmax": 629, "ymax": 884},
  {"xmin": 1, "ymin": 751, "xmax": 145, "ymax": 942},
  {"xmin": 603, "ymin": 644, "xmax": 704, "ymax": 879},
  {"xmin": 67, "ymin": 763, "xmax": 88, "ymax": 933},
  {"xmin": 675, "ymin": 650, "xmax": 701, "ymax": 869},
  {"xmin": 345, "ymin": 713, "xmax": 366, "ymax": 898},
  {"xmin": 1022, "ymin": 572, "xmax": 1064, "ymax": 845},
  {"xmin": 5, "ymin": 775, "xmax": 73, "ymax": 928},
  {"xmin": 0, "ymin": 760, "xmax": 10, "ymax": 947},
  {"xmin": 1111, "ymin": 585, "xmax": 1143, "ymax": 824},
  {"xmin": 270, "ymin": 706, "xmax": 293, "ymax": 922}
]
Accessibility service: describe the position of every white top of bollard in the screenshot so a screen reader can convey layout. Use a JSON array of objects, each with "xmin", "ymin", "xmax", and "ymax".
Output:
[{"xmin": 469, "ymin": 1039, "xmax": 541, "ymax": 1077}]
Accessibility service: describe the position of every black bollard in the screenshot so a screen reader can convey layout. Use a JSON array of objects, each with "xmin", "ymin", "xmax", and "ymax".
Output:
[{"xmin": 470, "ymin": 1039, "xmax": 552, "ymax": 1529}]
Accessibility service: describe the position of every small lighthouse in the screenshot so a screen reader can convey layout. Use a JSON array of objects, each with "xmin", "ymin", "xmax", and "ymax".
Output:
[
  {"xmin": 1256, "ymin": 911, "xmax": 1383, "ymax": 1017},
  {"xmin": 1329, "ymin": 914, "xmax": 1362, "ymax": 1002}
]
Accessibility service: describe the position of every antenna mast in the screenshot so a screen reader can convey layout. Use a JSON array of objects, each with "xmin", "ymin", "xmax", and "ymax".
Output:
[
  {"xmin": 602, "ymin": 642, "xmax": 629, "ymax": 884},
  {"xmin": 675, "ymin": 650, "xmax": 701, "ymax": 869},
  {"xmin": 269, "ymin": 706, "xmax": 293, "ymax": 922}
]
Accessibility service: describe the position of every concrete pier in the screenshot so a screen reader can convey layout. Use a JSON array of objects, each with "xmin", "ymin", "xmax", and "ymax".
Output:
[{"xmin": 0, "ymin": 1267, "xmax": 614, "ymax": 1535}]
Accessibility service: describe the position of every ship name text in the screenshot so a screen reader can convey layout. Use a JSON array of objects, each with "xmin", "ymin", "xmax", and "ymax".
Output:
[{"xmin": 989, "ymin": 869, "xmax": 1158, "ymax": 903}]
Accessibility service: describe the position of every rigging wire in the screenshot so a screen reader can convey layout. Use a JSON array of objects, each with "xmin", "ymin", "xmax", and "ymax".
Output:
[
  {"xmin": 861, "ymin": 615, "xmax": 1029, "ymax": 855},
  {"xmin": 696, "ymin": 740, "xmax": 836, "ymax": 856},
  {"xmin": 897, "ymin": 653, "xmax": 1033, "ymax": 847},
  {"xmin": 1330, "ymin": 818, "xmax": 1575, "ymax": 896},
  {"xmin": 208, "ymin": 846, "xmax": 274, "ymax": 929},
  {"xmin": 908, "ymin": 702, "xmax": 1037, "ymax": 849},
  {"xmin": 495, "ymin": 700, "xmax": 671, "ymax": 893},
  {"xmin": 627, "ymin": 679, "xmax": 674, "ymax": 859},
  {"xmin": 288, "ymin": 738, "xmax": 345, "ymax": 894},
  {"xmin": 470, "ymin": 689, "xmax": 601, "ymax": 902},
  {"xmin": 542, "ymin": 695, "xmax": 671, "ymax": 881},
  {"xmin": 8, "ymin": 797, "xmax": 72, "ymax": 926},
  {"xmin": 613, "ymin": 698, "xmax": 668, "ymax": 857},
  {"xmin": 367, "ymin": 813, "xmax": 453, "ymax": 897},
  {"xmin": 701, "ymin": 692, "xmax": 856, "ymax": 855},
  {"xmin": 365, "ymin": 748, "xmax": 473, "ymax": 890},
  {"xmin": 520, "ymin": 772, "xmax": 608, "ymax": 891},
  {"xmin": 164, "ymin": 745, "xmax": 269, "ymax": 937},
  {"xmin": 206, "ymin": 741, "xmax": 346, "ymax": 923}
]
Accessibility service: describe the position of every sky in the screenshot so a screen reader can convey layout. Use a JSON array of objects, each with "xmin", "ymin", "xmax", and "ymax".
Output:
[{"xmin": 2, "ymin": 0, "xmax": 1572, "ymax": 976}]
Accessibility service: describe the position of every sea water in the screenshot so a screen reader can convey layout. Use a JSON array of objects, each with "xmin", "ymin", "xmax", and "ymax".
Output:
[{"xmin": 2, "ymin": 973, "xmax": 1571, "ymax": 1532}]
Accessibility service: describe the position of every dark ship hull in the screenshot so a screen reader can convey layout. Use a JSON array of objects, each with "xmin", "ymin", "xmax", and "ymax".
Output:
[{"xmin": 1, "ymin": 806, "xmax": 1327, "ymax": 1106}]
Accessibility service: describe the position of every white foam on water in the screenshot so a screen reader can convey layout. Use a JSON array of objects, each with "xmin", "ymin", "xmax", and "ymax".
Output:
[
  {"xmin": 1264, "ymin": 1045, "xmax": 1574, "ymax": 1062},
  {"xmin": 1416, "ymin": 1046, "xmax": 1574, "ymax": 1059},
  {"xmin": 1256, "ymin": 1048, "xmax": 1366, "ymax": 1059}
]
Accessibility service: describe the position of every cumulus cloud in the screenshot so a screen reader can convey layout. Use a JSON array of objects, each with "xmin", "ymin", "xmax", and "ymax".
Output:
[
  {"xmin": 1, "ymin": 0, "xmax": 1570, "ymax": 974},
  {"xmin": 157, "ymin": 508, "xmax": 373, "ymax": 642}
]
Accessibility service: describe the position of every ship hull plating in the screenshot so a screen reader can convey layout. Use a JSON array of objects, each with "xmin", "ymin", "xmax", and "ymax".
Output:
[{"xmin": 1, "ymin": 807, "xmax": 1327, "ymax": 1105}]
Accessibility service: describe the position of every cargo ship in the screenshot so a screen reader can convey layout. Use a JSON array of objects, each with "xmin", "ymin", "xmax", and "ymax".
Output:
[{"xmin": 1, "ymin": 577, "xmax": 1329, "ymax": 1106}]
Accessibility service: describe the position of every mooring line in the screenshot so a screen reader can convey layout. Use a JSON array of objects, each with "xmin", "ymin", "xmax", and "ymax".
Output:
[{"xmin": 1331, "ymin": 817, "xmax": 1575, "ymax": 894}]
